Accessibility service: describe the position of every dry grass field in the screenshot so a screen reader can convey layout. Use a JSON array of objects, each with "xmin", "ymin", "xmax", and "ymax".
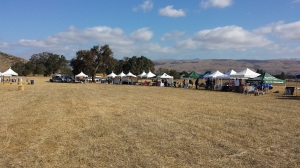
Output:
[{"xmin": 0, "ymin": 77, "xmax": 299, "ymax": 167}]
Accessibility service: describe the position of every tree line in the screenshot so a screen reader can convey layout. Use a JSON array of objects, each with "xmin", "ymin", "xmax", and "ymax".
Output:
[
  {"xmin": 12, "ymin": 45, "xmax": 160, "ymax": 81},
  {"xmin": 11, "ymin": 45, "xmax": 290, "ymax": 81}
]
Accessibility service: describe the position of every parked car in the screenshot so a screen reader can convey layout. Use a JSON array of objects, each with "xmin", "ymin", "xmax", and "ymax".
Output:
[{"xmin": 50, "ymin": 74, "xmax": 74, "ymax": 83}]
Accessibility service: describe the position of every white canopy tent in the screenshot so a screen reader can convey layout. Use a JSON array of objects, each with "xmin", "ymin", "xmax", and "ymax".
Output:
[
  {"xmin": 126, "ymin": 71, "xmax": 137, "ymax": 78},
  {"xmin": 75, "ymin": 71, "xmax": 88, "ymax": 78},
  {"xmin": 75, "ymin": 71, "xmax": 88, "ymax": 82},
  {"xmin": 2, "ymin": 67, "xmax": 18, "ymax": 76},
  {"xmin": 126, "ymin": 71, "xmax": 137, "ymax": 84},
  {"xmin": 230, "ymin": 68, "xmax": 260, "ymax": 79},
  {"xmin": 107, "ymin": 71, "xmax": 117, "ymax": 78},
  {"xmin": 117, "ymin": 71, "xmax": 126, "ymax": 78},
  {"xmin": 143, "ymin": 70, "xmax": 156, "ymax": 78},
  {"xmin": 156, "ymin": 73, "xmax": 174, "ymax": 86},
  {"xmin": 138, "ymin": 71, "xmax": 146, "ymax": 78},
  {"xmin": 1, "ymin": 67, "xmax": 18, "ymax": 84},
  {"xmin": 114, "ymin": 71, "xmax": 127, "ymax": 84},
  {"xmin": 217, "ymin": 69, "xmax": 237, "ymax": 79},
  {"xmin": 204, "ymin": 70, "xmax": 224, "ymax": 78},
  {"xmin": 157, "ymin": 73, "xmax": 173, "ymax": 79}
]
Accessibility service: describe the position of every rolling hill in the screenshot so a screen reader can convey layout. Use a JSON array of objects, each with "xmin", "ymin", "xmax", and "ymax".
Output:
[
  {"xmin": 1, "ymin": 51, "xmax": 299, "ymax": 75},
  {"xmin": 0, "ymin": 51, "xmax": 27, "ymax": 72},
  {"xmin": 154, "ymin": 59, "xmax": 300, "ymax": 75}
]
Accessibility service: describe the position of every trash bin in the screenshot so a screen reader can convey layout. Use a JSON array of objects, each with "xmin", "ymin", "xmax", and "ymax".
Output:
[
  {"xmin": 285, "ymin": 87, "xmax": 295, "ymax": 95},
  {"xmin": 30, "ymin": 80, "xmax": 34, "ymax": 85}
]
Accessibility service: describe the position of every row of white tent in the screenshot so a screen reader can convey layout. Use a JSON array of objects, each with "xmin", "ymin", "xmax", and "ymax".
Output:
[
  {"xmin": 0, "ymin": 67, "xmax": 18, "ymax": 76},
  {"xmin": 75, "ymin": 68, "xmax": 259, "ymax": 80},
  {"xmin": 74, "ymin": 70, "xmax": 174, "ymax": 80},
  {"xmin": 106, "ymin": 70, "xmax": 174, "ymax": 79},
  {"xmin": 1, "ymin": 67, "xmax": 259, "ymax": 80},
  {"xmin": 203, "ymin": 68, "xmax": 261, "ymax": 79}
]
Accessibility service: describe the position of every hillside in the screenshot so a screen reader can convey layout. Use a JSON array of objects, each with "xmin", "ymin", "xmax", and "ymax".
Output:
[
  {"xmin": 154, "ymin": 59, "xmax": 300, "ymax": 75},
  {"xmin": 0, "ymin": 51, "xmax": 27, "ymax": 72},
  {"xmin": 1, "ymin": 51, "xmax": 299, "ymax": 75}
]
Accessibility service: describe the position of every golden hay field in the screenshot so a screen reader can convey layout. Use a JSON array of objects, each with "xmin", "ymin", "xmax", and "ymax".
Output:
[{"xmin": 0, "ymin": 77, "xmax": 299, "ymax": 167}]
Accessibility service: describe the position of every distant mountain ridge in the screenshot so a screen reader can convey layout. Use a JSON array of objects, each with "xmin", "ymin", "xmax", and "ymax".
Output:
[
  {"xmin": 0, "ymin": 52, "xmax": 27, "ymax": 72},
  {"xmin": 0, "ymin": 51, "xmax": 299, "ymax": 75},
  {"xmin": 154, "ymin": 59, "xmax": 300, "ymax": 75}
]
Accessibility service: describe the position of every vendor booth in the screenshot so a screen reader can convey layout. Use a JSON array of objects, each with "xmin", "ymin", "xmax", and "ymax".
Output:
[
  {"xmin": 75, "ymin": 71, "xmax": 88, "ymax": 82},
  {"xmin": 1, "ymin": 67, "xmax": 18, "ymax": 84},
  {"xmin": 157, "ymin": 73, "xmax": 174, "ymax": 86}
]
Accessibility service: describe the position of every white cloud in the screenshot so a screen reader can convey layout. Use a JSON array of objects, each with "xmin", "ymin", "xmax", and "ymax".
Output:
[
  {"xmin": 292, "ymin": 0, "xmax": 300, "ymax": 3},
  {"xmin": 2, "ymin": 23, "xmax": 300, "ymax": 60},
  {"xmin": 273, "ymin": 21, "xmax": 300, "ymax": 40},
  {"xmin": 177, "ymin": 26, "xmax": 272, "ymax": 50},
  {"xmin": 6, "ymin": 26, "xmax": 170, "ymax": 59},
  {"xmin": 254, "ymin": 21, "xmax": 300, "ymax": 40},
  {"xmin": 0, "ymin": 42, "xmax": 9, "ymax": 48},
  {"xmin": 161, "ymin": 31, "xmax": 185, "ymax": 41},
  {"xmin": 133, "ymin": 0, "xmax": 153, "ymax": 12},
  {"xmin": 130, "ymin": 28, "xmax": 153, "ymax": 41},
  {"xmin": 201, "ymin": 0, "xmax": 233, "ymax": 9},
  {"xmin": 159, "ymin": 5, "xmax": 185, "ymax": 18},
  {"xmin": 18, "ymin": 39, "xmax": 47, "ymax": 48},
  {"xmin": 12, "ymin": 26, "xmax": 136, "ymax": 58}
]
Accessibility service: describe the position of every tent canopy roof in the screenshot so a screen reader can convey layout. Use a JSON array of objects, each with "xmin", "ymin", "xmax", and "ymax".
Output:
[
  {"xmin": 205, "ymin": 70, "xmax": 224, "ymax": 78},
  {"xmin": 126, "ymin": 71, "xmax": 137, "ymax": 78},
  {"xmin": 117, "ymin": 71, "xmax": 126, "ymax": 77},
  {"xmin": 157, "ymin": 73, "xmax": 173, "ymax": 79},
  {"xmin": 138, "ymin": 71, "xmax": 146, "ymax": 78},
  {"xmin": 2, "ymin": 67, "xmax": 18, "ymax": 76},
  {"xmin": 217, "ymin": 69, "xmax": 237, "ymax": 79},
  {"xmin": 143, "ymin": 70, "xmax": 156, "ymax": 78},
  {"xmin": 230, "ymin": 68, "xmax": 260, "ymax": 79},
  {"xmin": 107, "ymin": 71, "xmax": 117, "ymax": 78},
  {"xmin": 75, "ymin": 71, "xmax": 88, "ymax": 78},
  {"xmin": 247, "ymin": 72, "xmax": 286, "ymax": 84},
  {"xmin": 182, "ymin": 71, "xmax": 200, "ymax": 79}
]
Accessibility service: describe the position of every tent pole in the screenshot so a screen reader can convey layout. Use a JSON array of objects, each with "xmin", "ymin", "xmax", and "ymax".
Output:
[{"xmin": 296, "ymin": 78, "xmax": 298, "ymax": 96}]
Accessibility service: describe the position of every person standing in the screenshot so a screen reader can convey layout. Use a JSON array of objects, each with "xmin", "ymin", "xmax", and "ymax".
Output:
[
  {"xmin": 234, "ymin": 78, "xmax": 240, "ymax": 92},
  {"xmin": 195, "ymin": 78, "xmax": 199, "ymax": 89}
]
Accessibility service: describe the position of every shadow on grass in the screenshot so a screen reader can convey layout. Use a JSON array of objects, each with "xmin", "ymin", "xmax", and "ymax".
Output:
[{"xmin": 277, "ymin": 95, "xmax": 300, "ymax": 100}]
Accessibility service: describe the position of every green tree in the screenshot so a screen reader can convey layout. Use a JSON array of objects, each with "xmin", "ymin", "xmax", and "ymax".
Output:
[
  {"xmin": 11, "ymin": 61, "xmax": 26, "ymax": 76},
  {"xmin": 279, "ymin": 72, "xmax": 286, "ymax": 80},
  {"xmin": 28, "ymin": 52, "xmax": 68, "ymax": 76},
  {"xmin": 44, "ymin": 54, "xmax": 68, "ymax": 75},
  {"xmin": 179, "ymin": 71, "xmax": 188, "ymax": 76},
  {"xmin": 169, "ymin": 69, "xmax": 181, "ymax": 79},
  {"xmin": 116, "ymin": 56, "xmax": 155, "ymax": 75},
  {"xmin": 256, "ymin": 69, "xmax": 265, "ymax": 74},
  {"xmin": 71, "ymin": 45, "xmax": 115, "ymax": 82}
]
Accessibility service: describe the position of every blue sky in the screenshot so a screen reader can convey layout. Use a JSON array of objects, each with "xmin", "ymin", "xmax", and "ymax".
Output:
[{"xmin": 1, "ymin": 0, "xmax": 300, "ymax": 60}]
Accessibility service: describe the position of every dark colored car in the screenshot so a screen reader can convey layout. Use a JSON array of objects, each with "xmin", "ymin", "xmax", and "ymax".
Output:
[{"xmin": 50, "ymin": 74, "xmax": 74, "ymax": 83}]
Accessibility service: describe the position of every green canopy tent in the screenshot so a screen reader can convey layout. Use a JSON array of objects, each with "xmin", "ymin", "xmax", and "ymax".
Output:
[
  {"xmin": 247, "ymin": 72, "xmax": 286, "ymax": 84},
  {"xmin": 181, "ymin": 71, "xmax": 200, "ymax": 88},
  {"xmin": 182, "ymin": 71, "xmax": 200, "ymax": 79}
]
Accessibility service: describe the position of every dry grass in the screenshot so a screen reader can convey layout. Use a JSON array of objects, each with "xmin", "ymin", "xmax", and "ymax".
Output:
[{"xmin": 0, "ymin": 77, "xmax": 299, "ymax": 167}]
